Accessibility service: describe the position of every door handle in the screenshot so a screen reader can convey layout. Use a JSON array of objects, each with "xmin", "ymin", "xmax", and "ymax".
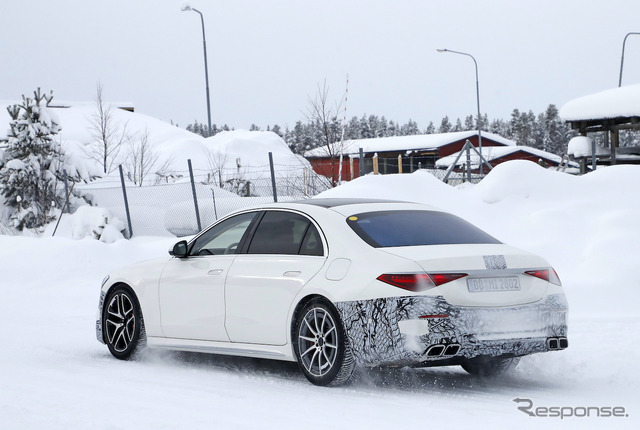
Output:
[
  {"xmin": 208, "ymin": 269, "xmax": 224, "ymax": 275},
  {"xmin": 283, "ymin": 271, "xmax": 301, "ymax": 277}
]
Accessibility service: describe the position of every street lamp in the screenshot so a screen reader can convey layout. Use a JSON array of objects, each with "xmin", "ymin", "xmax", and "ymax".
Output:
[
  {"xmin": 618, "ymin": 32, "xmax": 640, "ymax": 87},
  {"xmin": 437, "ymin": 48, "xmax": 484, "ymax": 171},
  {"xmin": 182, "ymin": 4, "xmax": 212, "ymax": 135}
]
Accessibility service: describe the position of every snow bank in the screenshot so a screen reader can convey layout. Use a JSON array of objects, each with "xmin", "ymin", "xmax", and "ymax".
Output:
[{"xmin": 44, "ymin": 205, "xmax": 126, "ymax": 243}]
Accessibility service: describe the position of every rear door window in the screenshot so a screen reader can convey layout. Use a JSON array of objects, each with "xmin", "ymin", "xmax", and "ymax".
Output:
[
  {"xmin": 346, "ymin": 210, "xmax": 500, "ymax": 247},
  {"xmin": 247, "ymin": 211, "xmax": 324, "ymax": 255}
]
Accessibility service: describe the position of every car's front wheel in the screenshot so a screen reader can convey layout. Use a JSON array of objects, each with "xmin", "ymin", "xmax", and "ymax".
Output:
[
  {"xmin": 103, "ymin": 286, "xmax": 145, "ymax": 360},
  {"xmin": 461, "ymin": 356, "xmax": 519, "ymax": 377},
  {"xmin": 293, "ymin": 299, "xmax": 355, "ymax": 386}
]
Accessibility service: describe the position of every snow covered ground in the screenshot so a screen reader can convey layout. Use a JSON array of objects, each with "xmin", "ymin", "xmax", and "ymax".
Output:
[{"xmin": 1, "ymin": 161, "xmax": 638, "ymax": 429}]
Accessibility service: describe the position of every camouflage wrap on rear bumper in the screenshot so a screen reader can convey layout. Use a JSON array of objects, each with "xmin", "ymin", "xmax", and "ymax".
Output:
[{"xmin": 335, "ymin": 294, "xmax": 568, "ymax": 366}]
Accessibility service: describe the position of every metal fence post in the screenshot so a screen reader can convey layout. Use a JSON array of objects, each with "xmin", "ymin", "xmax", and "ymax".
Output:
[
  {"xmin": 188, "ymin": 159, "xmax": 202, "ymax": 232},
  {"xmin": 359, "ymin": 148, "xmax": 364, "ymax": 177},
  {"xmin": 211, "ymin": 188, "xmax": 218, "ymax": 220},
  {"xmin": 62, "ymin": 169, "xmax": 70, "ymax": 213},
  {"xmin": 118, "ymin": 165, "xmax": 133, "ymax": 238},
  {"xmin": 269, "ymin": 152, "xmax": 278, "ymax": 202}
]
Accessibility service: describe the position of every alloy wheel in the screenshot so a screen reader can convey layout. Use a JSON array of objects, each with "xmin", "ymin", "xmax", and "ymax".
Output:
[{"xmin": 297, "ymin": 307, "xmax": 339, "ymax": 377}]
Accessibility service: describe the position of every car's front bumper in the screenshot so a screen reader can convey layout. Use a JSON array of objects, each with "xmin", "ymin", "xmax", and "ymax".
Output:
[{"xmin": 335, "ymin": 293, "xmax": 568, "ymax": 366}]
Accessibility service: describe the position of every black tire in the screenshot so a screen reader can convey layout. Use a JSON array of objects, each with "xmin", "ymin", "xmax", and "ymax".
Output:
[
  {"xmin": 461, "ymin": 356, "xmax": 519, "ymax": 377},
  {"xmin": 293, "ymin": 299, "xmax": 355, "ymax": 386},
  {"xmin": 103, "ymin": 286, "xmax": 146, "ymax": 360}
]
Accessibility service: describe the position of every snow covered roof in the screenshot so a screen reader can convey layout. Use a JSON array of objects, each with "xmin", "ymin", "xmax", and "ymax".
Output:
[
  {"xmin": 559, "ymin": 84, "xmax": 640, "ymax": 122},
  {"xmin": 304, "ymin": 130, "xmax": 515, "ymax": 158},
  {"xmin": 435, "ymin": 145, "xmax": 566, "ymax": 169}
]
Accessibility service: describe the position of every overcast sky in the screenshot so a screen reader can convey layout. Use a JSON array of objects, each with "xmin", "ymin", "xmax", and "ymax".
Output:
[{"xmin": 2, "ymin": 0, "xmax": 640, "ymax": 131}]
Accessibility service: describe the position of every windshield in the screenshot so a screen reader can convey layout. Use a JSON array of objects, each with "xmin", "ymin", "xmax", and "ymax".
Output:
[{"xmin": 346, "ymin": 210, "xmax": 500, "ymax": 248}]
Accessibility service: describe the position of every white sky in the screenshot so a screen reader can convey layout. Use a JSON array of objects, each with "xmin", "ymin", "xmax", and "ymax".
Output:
[{"xmin": 2, "ymin": 0, "xmax": 640, "ymax": 131}]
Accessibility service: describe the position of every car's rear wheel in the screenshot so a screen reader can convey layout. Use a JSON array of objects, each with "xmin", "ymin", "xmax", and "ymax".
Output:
[
  {"xmin": 293, "ymin": 299, "xmax": 355, "ymax": 386},
  {"xmin": 103, "ymin": 286, "xmax": 145, "ymax": 360},
  {"xmin": 461, "ymin": 356, "xmax": 519, "ymax": 377}
]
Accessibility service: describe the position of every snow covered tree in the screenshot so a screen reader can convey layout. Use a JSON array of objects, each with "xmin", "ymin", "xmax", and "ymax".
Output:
[
  {"xmin": 438, "ymin": 116, "xmax": 452, "ymax": 133},
  {"xmin": 0, "ymin": 89, "xmax": 65, "ymax": 230},
  {"xmin": 425, "ymin": 121, "xmax": 436, "ymax": 134},
  {"xmin": 400, "ymin": 119, "xmax": 420, "ymax": 135}
]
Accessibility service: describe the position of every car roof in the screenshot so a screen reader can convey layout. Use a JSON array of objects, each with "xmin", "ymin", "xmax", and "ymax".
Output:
[{"xmin": 294, "ymin": 198, "xmax": 410, "ymax": 208}]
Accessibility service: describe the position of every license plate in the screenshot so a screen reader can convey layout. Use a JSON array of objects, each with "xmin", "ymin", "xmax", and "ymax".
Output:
[{"xmin": 467, "ymin": 277, "xmax": 521, "ymax": 292}]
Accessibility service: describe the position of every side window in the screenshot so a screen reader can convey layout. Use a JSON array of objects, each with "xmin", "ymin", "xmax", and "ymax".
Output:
[
  {"xmin": 300, "ymin": 224, "xmax": 324, "ymax": 256},
  {"xmin": 190, "ymin": 212, "xmax": 256, "ymax": 256},
  {"xmin": 247, "ymin": 211, "xmax": 323, "ymax": 256}
]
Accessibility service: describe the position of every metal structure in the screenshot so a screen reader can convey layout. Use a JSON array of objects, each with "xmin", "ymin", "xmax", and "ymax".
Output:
[
  {"xmin": 618, "ymin": 32, "xmax": 640, "ymax": 87},
  {"xmin": 182, "ymin": 5, "xmax": 212, "ymax": 134}
]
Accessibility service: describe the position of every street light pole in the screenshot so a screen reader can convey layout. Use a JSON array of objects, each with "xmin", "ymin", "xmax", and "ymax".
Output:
[
  {"xmin": 618, "ymin": 32, "xmax": 640, "ymax": 87},
  {"xmin": 183, "ymin": 5, "xmax": 212, "ymax": 135},
  {"xmin": 437, "ymin": 48, "xmax": 483, "ymax": 173}
]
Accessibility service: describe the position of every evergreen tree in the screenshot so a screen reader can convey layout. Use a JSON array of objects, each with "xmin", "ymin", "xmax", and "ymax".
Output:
[
  {"xmin": 438, "ymin": 116, "xmax": 452, "ymax": 133},
  {"xmin": 400, "ymin": 119, "xmax": 420, "ymax": 135},
  {"xmin": 0, "ymin": 89, "xmax": 65, "ymax": 230},
  {"xmin": 463, "ymin": 115, "xmax": 475, "ymax": 131},
  {"xmin": 425, "ymin": 121, "xmax": 435, "ymax": 134}
]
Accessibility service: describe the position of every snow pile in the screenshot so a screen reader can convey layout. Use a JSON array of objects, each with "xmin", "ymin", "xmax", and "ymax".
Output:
[
  {"xmin": 567, "ymin": 135, "xmax": 609, "ymax": 157},
  {"xmin": 559, "ymin": 83, "xmax": 640, "ymax": 121},
  {"xmin": 43, "ymin": 205, "xmax": 126, "ymax": 243},
  {"xmin": 1, "ymin": 101, "xmax": 309, "ymax": 184}
]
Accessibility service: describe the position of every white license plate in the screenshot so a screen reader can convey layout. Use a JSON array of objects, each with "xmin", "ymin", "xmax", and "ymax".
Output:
[{"xmin": 467, "ymin": 277, "xmax": 521, "ymax": 292}]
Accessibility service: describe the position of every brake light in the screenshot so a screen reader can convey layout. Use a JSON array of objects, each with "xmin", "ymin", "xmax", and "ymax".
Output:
[
  {"xmin": 524, "ymin": 268, "xmax": 562, "ymax": 286},
  {"xmin": 429, "ymin": 273, "xmax": 468, "ymax": 286},
  {"xmin": 377, "ymin": 273, "xmax": 467, "ymax": 292}
]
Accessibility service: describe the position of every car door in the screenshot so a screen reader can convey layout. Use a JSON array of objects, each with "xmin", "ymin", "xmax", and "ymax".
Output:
[
  {"xmin": 225, "ymin": 210, "xmax": 327, "ymax": 345},
  {"xmin": 158, "ymin": 211, "xmax": 258, "ymax": 341}
]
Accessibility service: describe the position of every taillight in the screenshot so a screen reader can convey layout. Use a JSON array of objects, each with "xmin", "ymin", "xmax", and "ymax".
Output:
[
  {"xmin": 429, "ymin": 273, "xmax": 468, "ymax": 286},
  {"xmin": 524, "ymin": 268, "xmax": 562, "ymax": 286},
  {"xmin": 377, "ymin": 273, "xmax": 467, "ymax": 292}
]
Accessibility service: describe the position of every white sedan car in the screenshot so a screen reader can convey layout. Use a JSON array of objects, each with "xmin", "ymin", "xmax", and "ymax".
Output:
[{"xmin": 96, "ymin": 198, "xmax": 568, "ymax": 386}]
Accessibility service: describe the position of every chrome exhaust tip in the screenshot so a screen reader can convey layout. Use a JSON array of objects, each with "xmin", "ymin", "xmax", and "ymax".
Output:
[
  {"xmin": 426, "ymin": 344, "xmax": 445, "ymax": 357},
  {"xmin": 443, "ymin": 344, "xmax": 460, "ymax": 356}
]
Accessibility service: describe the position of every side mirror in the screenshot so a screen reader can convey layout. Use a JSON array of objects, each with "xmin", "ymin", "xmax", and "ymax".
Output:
[{"xmin": 169, "ymin": 240, "xmax": 189, "ymax": 258}]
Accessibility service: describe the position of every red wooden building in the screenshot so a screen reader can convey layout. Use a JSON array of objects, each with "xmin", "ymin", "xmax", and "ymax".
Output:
[{"xmin": 304, "ymin": 131, "xmax": 515, "ymax": 183}]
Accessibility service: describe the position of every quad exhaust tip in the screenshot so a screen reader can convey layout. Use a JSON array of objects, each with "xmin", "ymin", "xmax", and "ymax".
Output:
[
  {"xmin": 547, "ymin": 337, "xmax": 568, "ymax": 350},
  {"xmin": 423, "ymin": 343, "xmax": 461, "ymax": 359}
]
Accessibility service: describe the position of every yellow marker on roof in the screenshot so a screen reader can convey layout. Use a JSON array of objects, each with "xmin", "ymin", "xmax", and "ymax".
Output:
[{"xmin": 348, "ymin": 216, "xmax": 358, "ymax": 221}]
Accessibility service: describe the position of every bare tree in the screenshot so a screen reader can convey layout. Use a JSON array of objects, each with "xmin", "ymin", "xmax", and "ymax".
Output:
[
  {"xmin": 124, "ymin": 129, "xmax": 158, "ymax": 186},
  {"xmin": 306, "ymin": 80, "xmax": 344, "ymax": 186},
  {"xmin": 86, "ymin": 83, "xmax": 128, "ymax": 174},
  {"xmin": 206, "ymin": 148, "xmax": 230, "ymax": 188}
]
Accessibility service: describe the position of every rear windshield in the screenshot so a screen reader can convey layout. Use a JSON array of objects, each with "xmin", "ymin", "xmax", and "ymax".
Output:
[{"xmin": 346, "ymin": 210, "xmax": 500, "ymax": 248}]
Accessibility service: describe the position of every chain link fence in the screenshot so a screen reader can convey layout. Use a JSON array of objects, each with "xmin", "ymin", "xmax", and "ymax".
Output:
[{"xmin": 76, "ymin": 154, "xmax": 330, "ymax": 237}]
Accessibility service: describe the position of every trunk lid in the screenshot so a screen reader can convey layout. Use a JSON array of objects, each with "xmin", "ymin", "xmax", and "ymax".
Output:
[{"xmin": 381, "ymin": 244, "xmax": 550, "ymax": 306}]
